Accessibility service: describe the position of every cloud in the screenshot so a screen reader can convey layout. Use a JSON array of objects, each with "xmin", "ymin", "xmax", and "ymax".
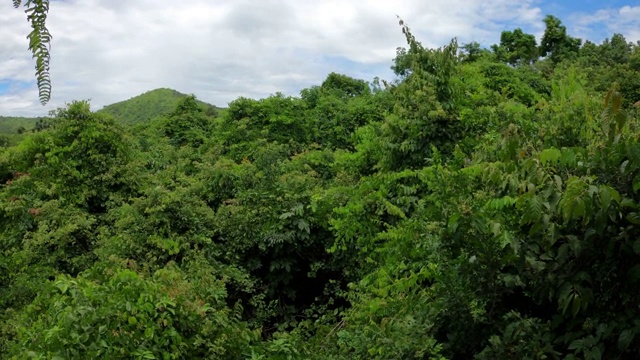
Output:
[
  {"xmin": 570, "ymin": 5, "xmax": 640, "ymax": 43},
  {"xmin": 0, "ymin": 0, "xmax": 546, "ymax": 116}
]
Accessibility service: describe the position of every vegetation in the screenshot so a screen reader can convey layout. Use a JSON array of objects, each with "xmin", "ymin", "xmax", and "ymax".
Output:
[
  {"xmin": 0, "ymin": 116, "xmax": 39, "ymax": 134},
  {"xmin": 1, "ymin": 15, "xmax": 640, "ymax": 359}
]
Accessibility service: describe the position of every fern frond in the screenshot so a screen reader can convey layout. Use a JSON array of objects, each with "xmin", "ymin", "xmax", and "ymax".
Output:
[{"xmin": 19, "ymin": 0, "xmax": 52, "ymax": 105}]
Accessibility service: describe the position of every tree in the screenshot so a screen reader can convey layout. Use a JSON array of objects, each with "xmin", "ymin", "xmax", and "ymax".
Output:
[
  {"xmin": 599, "ymin": 33, "xmax": 631, "ymax": 65},
  {"xmin": 460, "ymin": 41, "xmax": 485, "ymax": 63},
  {"xmin": 12, "ymin": 0, "xmax": 52, "ymax": 105},
  {"xmin": 379, "ymin": 19, "xmax": 463, "ymax": 170},
  {"xmin": 161, "ymin": 95, "xmax": 212, "ymax": 147},
  {"xmin": 492, "ymin": 28, "xmax": 538, "ymax": 65},
  {"xmin": 540, "ymin": 15, "xmax": 581, "ymax": 63}
]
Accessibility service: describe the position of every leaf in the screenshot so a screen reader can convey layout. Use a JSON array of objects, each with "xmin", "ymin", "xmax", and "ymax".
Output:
[
  {"xmin": 520, "ymin": 194, "xmax": 543, "ymax": 225},
  {"xmin": 568, "ymin": 338, "xmax": 583, "ymax": 351},
  {"xmin": 571, "ymin": 293, "xmax": 581, "ymax": 317},
  {"xmin": 560, "ymin": 149, "xmax": 577, "ymax": 166},
  {"xmin": 296, "ymin": 219, "xmax": 311, "ymax": 234},
  {"xmin": 554, "ymin": 175, "xmax": 563, "ymax": 189},
  {"xmin": 490, "ymin": 221, "xmax": 502, "ymax": 236},
  {"xmin": 558, "ymin": 282, "xmax": 573, "ymax": 315},
  {"xmin": 540, "ymin": 148, "xmax": 561, "ymax": 165},
  {"xmin": 567, "ymin": 235, "xmax": 582, "ymax": 256},
  {"xmin": 279, "ymin": 211, "xmax": 294, "ymax": 220},
  {"xmin": 589, "ymin": 346, "xmax": 602, "ymax": 360},
  {"xmin": 21, "ymin": 0, "xmax": 52, "ymax": 104},
  {"xmin": 620, "ymin": 160, "xmax": 629, "ymax": 175},
  {"xmin": 448, "ymin": 213, "xmax": 461, "ymax": 233},
  {"xmin": 618, "ymin": 329, "xmax": 635, "ymax": 351},
  {"xmin": 627, "ymin": 212, "xmax": 640, "ymax": 225},
  {"xmin": 560, "ymin": 177, "xmax": 590, "ymax": 222},
  {"xmin": 598, "ymin": 185, "xmax": 620, "ymax": 211},
  {"xmin": 55, "ymin": 279, "xmax": 69, "ymax": 294}
]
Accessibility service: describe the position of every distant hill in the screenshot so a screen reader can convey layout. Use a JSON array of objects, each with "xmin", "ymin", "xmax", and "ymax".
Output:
[
  {"xmin": 98, "ymin": 88, "xmax": 221, "ymax": 125},
  {"xmin": 0, "ymin": 116, "xmax": 40, "ymax": 134},
  {"xmin": 0, "ymin": 88, "xmax": 220, "ymax": 133}
]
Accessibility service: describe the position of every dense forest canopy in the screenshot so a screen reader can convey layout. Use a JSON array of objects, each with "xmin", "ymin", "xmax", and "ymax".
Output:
[{"xmin": 1, "ymin": 13, "xmax": 640, "ymax": 359}]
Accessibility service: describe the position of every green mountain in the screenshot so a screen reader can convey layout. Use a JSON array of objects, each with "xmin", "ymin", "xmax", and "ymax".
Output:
[
  {"xmin": 97, "ymin": 88, "xmax": 221, "ymax": 125},
  {"xmin": 0, "ymin": 116, "xmax": 41, "ymax": 133},
  {"xmin": 0, "ymin": 88, "xmax": 220, "ymax": 134}
]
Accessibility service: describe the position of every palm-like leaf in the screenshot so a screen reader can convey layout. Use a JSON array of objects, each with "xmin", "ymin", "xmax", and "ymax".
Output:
[{"xmin": 14, "ymin": 0, "xmax": 52, "ymax": 105}]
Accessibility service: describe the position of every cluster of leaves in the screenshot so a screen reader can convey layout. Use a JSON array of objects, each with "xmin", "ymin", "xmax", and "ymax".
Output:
[{"xmin": 1, "ymin": 14, "xmax": 640, "ymax": 359}]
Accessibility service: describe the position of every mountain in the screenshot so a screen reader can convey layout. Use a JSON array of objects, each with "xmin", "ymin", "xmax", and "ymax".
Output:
[
  {"xmin": 0, "ymin": 116, "xmax": 40, "ymax": 134},
  {"xmin": 97, "ymin": 88, "xmax": 221, "ymax": 125},
  {"xmin": 0, "ymin": 88, "xmax": 221, "ymax": 134}
]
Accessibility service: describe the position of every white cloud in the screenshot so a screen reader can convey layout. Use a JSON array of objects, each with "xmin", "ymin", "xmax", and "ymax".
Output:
[
  {"xmin": 0, "ymin": 0, "xmax": 545, "ymax": 116},
  {"xmin": 570, "ymin": 5, "xmax": 640, "ymax": 44}
]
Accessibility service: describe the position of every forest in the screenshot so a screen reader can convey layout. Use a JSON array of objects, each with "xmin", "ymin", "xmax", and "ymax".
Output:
[{"xmin": 1, "ymin": 14, "xmax": 640, "ymax": 359}]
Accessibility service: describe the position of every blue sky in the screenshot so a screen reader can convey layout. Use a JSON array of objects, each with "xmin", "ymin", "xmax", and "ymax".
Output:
[
  {"xmin": 0, "ymin": 82, "xmax": 9, "ymax": 95},
  {"xmin": 542, "ymin": 0, "xmax": 625, "ymax": 15},
  {"xmin": 0, "ymin": 0, "xmax": 639, "ymax": 116},
  {"xmin": 535, "ymin": 0, "xmax": 639, "ymax": 42},
  {"xmin": 0, "ymin": 80, "xmax": 35, "ymax": 95}
]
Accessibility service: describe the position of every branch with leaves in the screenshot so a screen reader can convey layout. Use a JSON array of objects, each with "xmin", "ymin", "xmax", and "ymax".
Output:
[{"xmin": 13, "ymin": 0, "xmax": 51, "ymax": 105}]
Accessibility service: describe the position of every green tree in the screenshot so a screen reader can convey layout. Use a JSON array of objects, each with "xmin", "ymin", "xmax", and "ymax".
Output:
[
  {"xmin": 599, "ymin": 33, "xmax": 631, "ymax": 65},
  {"xmin": 492, "ymin": 28, "xmax": 538, "ymax": 65},
  {"xmin": 0, "ymin": 101, "xmax": 133, "ymax": 313},
  {"xmin": 460, "ymin": 41, "xmax": 488, "ymax": 63},
  {"xmin": 540, "ymin": 15, "xmax": 581, "ymax": 63},
  {"xmin": 161, "ymin": 95, "xmax": 212, "ymax": 147},
  {"xmin": 381, "ymin": 20, "xmax": 462, "ymax": 170}
]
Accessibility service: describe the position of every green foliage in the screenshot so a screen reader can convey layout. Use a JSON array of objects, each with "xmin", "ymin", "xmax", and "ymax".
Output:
[
  {"xmin": 540, "ymin": 15, "xmax": 582, "ymax": 64},
  {"xmin": 303, "ymin": 73, "xmax": 391, "ymax": 149},
  {"xmin": 321, "ymin": 72, "xmax": 370, "ymax": 98},
  {"xmin": 381, "ymin": 21, "xmax": 463, "ymax": 170},
  {"xmin": 160, "ymin": 95, "xmax": 212, "ymax": 147},
  {"xmin": 477, "ymin": 312, "xmax": 560, "ymax": 359},
  {"xmin": 8, "ymin": 101, "xmax": 132, "ymax": 208},
  {"xmin": 0, "ymin": 100, "xmax": 134, "ymax": 323},
  {"xmin": 3, "ymin": 13, "xmax": 640, "ymax": 360},
  {"xmin": 460, "ymin": 41, "xmax": 490, "ymax": 63},
  {"xmin": 492, "ymin": 28, "xmax": 538, "ymax": 65},
  {"xmin": 6, "ymin": 263, "xmax": 255, "ymax": 358}
]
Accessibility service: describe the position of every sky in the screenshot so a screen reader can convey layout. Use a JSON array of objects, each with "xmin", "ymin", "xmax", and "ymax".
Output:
[{"xmin": 0, "ymin": 0, "xmax": 639, "ymax": 117}]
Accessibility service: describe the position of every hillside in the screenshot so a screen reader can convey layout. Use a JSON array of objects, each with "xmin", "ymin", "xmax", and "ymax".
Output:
[
  {"xmin": 0, "ymin": 88, "xmax": 220, "ymax": 133},
  {"xmin": 97, "ymin": 88, "xmax": 221, "ymax": 125},
  {"xmin": 0, "ymin": 116, "xmax": 39, "ymax": 134}
]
